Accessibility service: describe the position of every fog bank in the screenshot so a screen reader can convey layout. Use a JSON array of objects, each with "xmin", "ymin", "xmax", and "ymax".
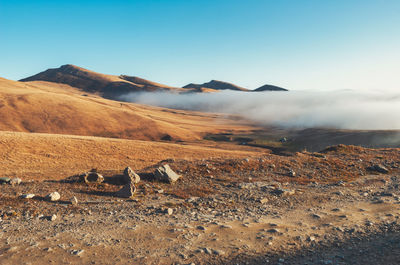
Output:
[{"xmin": 120, "ymin": 90, "xmax": 400, "ymax": 130}]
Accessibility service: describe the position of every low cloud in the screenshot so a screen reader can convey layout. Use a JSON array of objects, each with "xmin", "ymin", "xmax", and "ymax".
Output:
[{"xmin": 120, "ymin": 90, "xmax": 400, "ymax": 130}]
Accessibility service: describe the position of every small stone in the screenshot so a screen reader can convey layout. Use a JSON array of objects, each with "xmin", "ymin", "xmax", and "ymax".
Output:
[
  {"xmin": 21, "ymin": 194, "xmax": 35, "ymax": 199},
  {"xmin": 272, "ymin": 188, "xmax": 295, "ymax": 196},
  {"xmin": 267, "ymin": 228, "xmax": 279, "ymax": 233},
  {"xmin": 220, "ymin": 224, "xmax": 232, "ymax": 229},
  {"xmin": 197, "ymin": 225, "xmax": 206, "ymax": 231},
  {"xmin": 213, "ymin": 249, "xmax": 225, "ymax": 255},
  {"xmin": 312, "ymin": 214, "xmax": 321, "ymax": 219},
  {"xmin": 45, "ymin": 192, "xmax": 61, "ymax": 201},
  {"xmin": 167, "ymin": 208, "xmax": 173, "ymax": 215},
  {"xmin": 307, "ymin": 236, "xmax": 316, "ymax": 242},
  {"xmin": 367, "ymin": 164, "xmax": 389, "ymax": 174},
  {"xmin": 0, "ymin": 177, "xmax": 11, "ymax": 184},
  {"xmin": 71, "ymin": 196, "xmax": 78, "ymax": 205},
  {"xmin": 204, "ymin": 248, "xmax": 212, "ymax": 254},
  {"xmin": 288, "ymin": 169, "xmax": 296, "ymax": 177},
  {"xmin": 50, "ymin": 214, "xmax": 57, "ymax": 221},
  {"xmin": 9, "ymin": 177, "xmax": 22, "ymax": 186},
  {"xmin": 7, "ymin": 246, "xmax": 18, "ymax": 252},
  {"xmin": 71, "ymin": 249, "xmax": 85, "ymax": 256},
  {"xmin": 258, "ymin": 198, "xmax": 269, "ymax": 204}
]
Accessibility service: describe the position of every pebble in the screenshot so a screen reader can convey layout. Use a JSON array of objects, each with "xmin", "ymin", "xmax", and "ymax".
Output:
[
  {"xmin": 71, "ymin": 249, "xmax": 85, "ymax": 256},
  {"xmin": 21, "ymin": 194, "xmax": 35, "ymax": 199},
  {"xmin": 9, "ymin": 177, "xmax": 22, "ymax": 186},
  {"xmin": 267, "ymin": 228, "xmax": 280, "ymax": 233},
  {"xmin": 45, "ymin": 192, "xmax": 61, "ymax": 201}
]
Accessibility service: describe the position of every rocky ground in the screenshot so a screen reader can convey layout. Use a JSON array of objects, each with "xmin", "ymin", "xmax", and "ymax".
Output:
[{"xmin": 1, "ymin": 145, "xmax": 400, "ymax": 264}]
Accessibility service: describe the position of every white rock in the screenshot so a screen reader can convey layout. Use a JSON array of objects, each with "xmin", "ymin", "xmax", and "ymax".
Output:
[
  {"xmin": 21, "ymin": 194, "xmax": 35, "ymax": 199},
  {"xmin": 10, "ymin": 177, "xmax": 22, "ymax": 185},
  {"xmin": 71, "ymin": 196, "xmax": 78, "ymax": 205},
  {"xmin": 46, "ymin": 192, "xmax": 61, "ymax": 201}
]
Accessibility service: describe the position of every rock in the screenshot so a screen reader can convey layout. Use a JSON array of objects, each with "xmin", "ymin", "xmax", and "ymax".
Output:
[
  {"xmin": 258, "ymin": 198, "xmax": 269, "ymax": 204},
  {"xmin": 213, "ymin": 249, "xmax": 225, "ymax": 255},
  {"xmin": 83, "ymin": 170, "xmax": 104, "ymax": 183},
  {"xmin": 154, "ymin": 164, "xmax": 182, "ymax": 183},
  {"xmin": 204, "ymin": 247, "xmax": 213, "ymax": 254},
  {"xmin": 220, "ymin": 224, "xmax": 232, "ymax": 229},
  {"xmin": 115, "ymin": 183, "xmax": 136, "ymax": 198},
  {"xmin": 267, "ymin": 228, "xmax": 280, "ymax": 233},
  {"xmin": 21, "ymin": 194, "xmax": 35, "ymax": 199},
  {"xmin": 307, "ymin": 236, "xmax": 316, "ymax": 242},
  {"xmin": 167, "ymin": 208, "xmax": 173, "ymax": 215},
  {"xmin": 123, "ymin": 167, "xmax": 140, "ymax": 184},
  {"xmin": 71, "ymin": 249, "xmax": 84, "ymax": 256},
  {"xmin": 45, "ymin": 192, "xmax": 61, "ymax": 201},
  {"xmin": 50, "ymin": 214, "xmax": 57, "ymax": 221},
  {"xmin": 9, "ymin": 177, "xmax": 22, "ymax": 186},
  {"xmin": 271, "ymin": 188, "xmax": 295, "ymax": 196},
  {"xmin": 71, "ymin": 196, "xmax": 78, "ymax": 205},
  {"xmin": 312, "ymin": 214, "xmax": 321, "ymax": 219},
  {"xmin": 367, "ymin": 164, "xmax": 389, "ymax": 174},
  {"xmin": 288, "ymin": 169, "xmax": 296, "ymax": 177},
  {"xmin": 0, "ymin": 177, "xmax": 11, "ymax": 184},
  {"xmin": 197, "ymin": 225, "xmax": 206, "ymax": 231}
]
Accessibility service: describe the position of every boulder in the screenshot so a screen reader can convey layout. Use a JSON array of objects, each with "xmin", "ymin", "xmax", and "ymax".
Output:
[
  {"xmin": 83, "ymin": 170, "xmax": 104, "ymax": 184},
  {"xmin": 116, "ymin": 183, "xmax": 136, "ymax": 198},
  {"xmin": 123, "ymin": 167, "xmax": 140, "ymax": 184},
  {"xmin": 154, "ymin": 164, "xmax": 181, "ymax": 183},
  {"xmin": 45, "ymin": 192, "xmax": 61, "ymax": 201}
]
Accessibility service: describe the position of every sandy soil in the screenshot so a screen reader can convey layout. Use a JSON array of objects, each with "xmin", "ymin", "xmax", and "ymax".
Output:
[{"xmin": 1, "ymin": 143, "xmax": 399, "ymax": 264}]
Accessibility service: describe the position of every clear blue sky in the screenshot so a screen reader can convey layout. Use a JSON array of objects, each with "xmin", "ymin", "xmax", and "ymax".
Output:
[{"xmin": 1, "ymin": 0, "xmax": 399, "ymax": 91}]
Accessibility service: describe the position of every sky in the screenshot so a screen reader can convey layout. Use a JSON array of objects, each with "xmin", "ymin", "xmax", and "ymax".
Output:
[{"xmin": 1, "ymin": 0, "xmax": 399, "ymax": 91}]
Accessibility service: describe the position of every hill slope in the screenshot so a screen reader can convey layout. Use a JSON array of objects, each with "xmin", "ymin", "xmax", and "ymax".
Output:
[
  {"xmin": 0, "ymin": 77, "xmax": 256, "ymax": 141},
  {"xmin": 20, "ymin": 64, "xmax": 181, "ymax": 99}
]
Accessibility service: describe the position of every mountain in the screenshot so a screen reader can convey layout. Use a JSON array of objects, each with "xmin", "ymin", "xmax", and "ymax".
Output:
[
  {"xmin": 183, "ymin": 80, "xmax": 289, "ymax": 92},
  {"xmin": 183, "ymin": 80, "xmax": 249, "ymax": 91},
  {"xmin": 254, "ymin": 84, "xmax": 288, "ymax": 92},
  {"xmin": 20, "ymin": 64, "xmax": 181, "ymax": 100}
]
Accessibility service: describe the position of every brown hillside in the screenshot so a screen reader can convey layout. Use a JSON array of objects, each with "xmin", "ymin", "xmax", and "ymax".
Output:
[
  {"xmin": 0, "ymin": 77, "xmax": 256, "ymax": 141},
  {"xmin": 20, "ymin": 64, "xmax": 183, "ymax": 99}
]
